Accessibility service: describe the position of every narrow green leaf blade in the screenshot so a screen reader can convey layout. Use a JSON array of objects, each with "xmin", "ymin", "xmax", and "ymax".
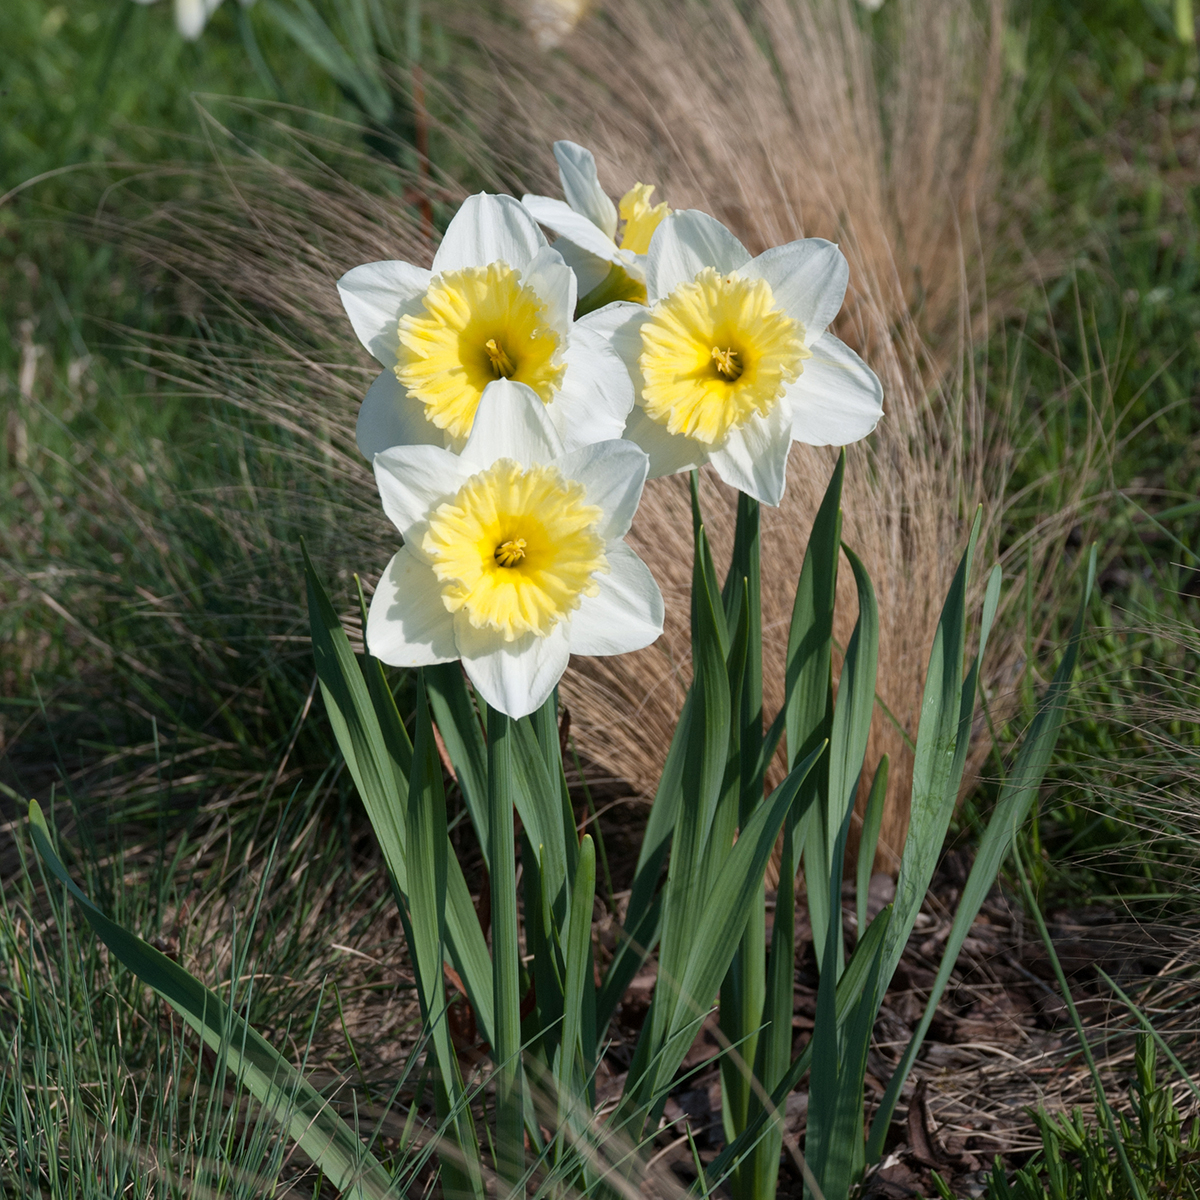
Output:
[{"xmin": 28, "ymin": 801, "xmax": 396, "ymax": 1200}]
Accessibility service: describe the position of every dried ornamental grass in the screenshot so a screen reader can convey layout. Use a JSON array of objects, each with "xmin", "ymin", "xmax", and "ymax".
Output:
[{"xmin": 118, "ymin": 0, "xmax": 1085, "ymax": 865}]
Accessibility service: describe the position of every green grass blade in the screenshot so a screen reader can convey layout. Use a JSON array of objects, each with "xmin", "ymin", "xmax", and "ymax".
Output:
[
  {"xmin": 1095, "ymin": 968, "xmax": 1200, "ymax": 1107},
  {"xmin": 1013, "ymin": 845, "xmax": 1146, "ymax": 1200},
  {"xmin": 865, "ymin": 551, "xmax": 1094, "ymax": 1162},
  {"xmin": 27, "ymin": 800, "xmax": 397, "ymax": 1200}
]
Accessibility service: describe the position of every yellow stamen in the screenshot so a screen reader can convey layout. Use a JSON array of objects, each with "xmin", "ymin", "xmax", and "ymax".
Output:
[
  {"xmin": 711, "ymin": 346, "xmax": 741, "ymax": 380},
  {"xmin": 485, "ymin": 338, "xmax": 517, "ymax": 378},
  {"xmin": 423, "ymin": 459, "xmax": 607, "ymax": 641},
  {"xmin": 397, "ymin": 263, "xmax": 565, "ymax": 445},
  {"xmin": 494, "ymin": 537, "xmax": 527, "ymax": 567},
  {"xmin": 618, "ymin": 183, "xmax": 670, "ymax": 255},
  {"xmin": 638, "ymin": 268, "xmax": 809, "ymax": 446}
]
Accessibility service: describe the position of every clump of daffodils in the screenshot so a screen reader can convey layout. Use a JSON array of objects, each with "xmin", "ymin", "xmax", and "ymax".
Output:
[{"xmin": 339, "ymin": 141, "xmax": 883, "ymax": 715}]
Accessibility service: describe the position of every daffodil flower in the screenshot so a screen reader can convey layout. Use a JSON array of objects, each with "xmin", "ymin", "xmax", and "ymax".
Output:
[
  {"xmin": 338, "ymin": 193, "xmax": 634, "ymax": 460},
  {"xmin": 521, "ymin": 141, "xmax": 670, "ymax": 307},
  {"xmin": 132, "ymin": 0, "xmax": 247, "ymax": 41},
  {"xmin": 366, "ymin": 378, "xmax": 663, "ymax": 719},
  {"xmin": 602, "ymin": 210, "xmax": 883, "ymax": 507}
]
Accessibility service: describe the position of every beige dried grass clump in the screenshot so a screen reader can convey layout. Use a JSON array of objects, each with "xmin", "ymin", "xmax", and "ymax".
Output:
[
  {"xmin": 126, "ymin": 0, "xmax": 1081, "ymax": 865},
  {"xmin": 465, "ymin": 0, "xmax": 1015, "ymax": 863}
]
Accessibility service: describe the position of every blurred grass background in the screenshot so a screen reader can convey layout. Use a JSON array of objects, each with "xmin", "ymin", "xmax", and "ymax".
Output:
[{"xmin": 2, "ymin": 0, "xmax": 1199, "ymax": 1193}]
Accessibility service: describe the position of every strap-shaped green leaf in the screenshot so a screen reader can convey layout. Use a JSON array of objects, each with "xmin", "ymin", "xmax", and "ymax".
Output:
[
  {"xmin": 425, "ymin": 663, "xmax": 489, "ymax": 863},
  {"xmin": 304, "ymin": 549, "xmax": 494, "ymax": 1045},
  {"xmin": 703, "ymin": 905, "xmax": 893, "ymax": 1191},
  {"xmin": 879, "ymin": 511, "xmax": 982, "ymax": 979},
  {"xmin": 27, "ymin": 801, "xmax": 397, "ymax": 1200},
  {"xmin": 407, "ymin": 680, "xmax": 484, "ymax": 1198},
  {"xmin": 864, "ymin": 551, "xmax": 1092, "ymax": 1162},
  {"xmin": 648, "ymin": 519, "xmax": 732, "ymax": 1060},
  {"xmin": 556, "ymin": 835, "xmax": 597, "ymax": 1138},
  {"xmin": 631, "ymin": 741, "xmax": 823, "ymax": 1112},
  {"xmin": 810, "ymin": 544, "xmax": 878, "ymax": 975},
  {"xmin": 855, "ymin": 755, "xmax": 889, "ymax": 941}
]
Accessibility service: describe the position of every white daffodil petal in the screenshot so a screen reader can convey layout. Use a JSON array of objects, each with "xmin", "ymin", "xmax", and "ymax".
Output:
[
  {"xmin": 432, "ymin": 193, "xmax": 545, "ymax": 275},
  {"xmin": 739, "ymin": 239, "xmax": 849, "ymax": 346},
  {"xmin": 356, "ymin": 370, "xmax": 442, "ymax": 459},
  {"xmin": 338, "ymin": 260, "xmax": 433, "ymax": 368},
  {"xmin": 373, "ymin": 445, "xmax": 472, "ymax": 540},
  {"xmin": 367, "ymin": 549, "xmax": 459, "ymax": 667},
  {"xmin": 456, "ymin": 616, "xmax": 571, "ymax": 719},
  {"xmin": 623, "ymin": 405, "xmax": 706, "ymax": 478},
  {"xmin": 568, "ymin": 543, "xmax": 664, "ymax": 656},
  {"xmin": 789, "ymin": 332, "xmax": 884, "ymax": 446},
  {"xmin": 521, "ymin": 245, "xmax": 576, "ymax": 342},
  {"xmin": 521, "ymin": 195, "xmax": 625, "ymax": 265},
  {"xmin": 647, "ymin": 210, "xmax": 751, "ymax": 301},
  {"xmin": 708, "ymin": 401, "xmax": 793, "ymax": 507},
  {"xmin": 556, "ymin": 238, "xmax": 616, "ymax": 297},
  {"xmin": 551, "ymin": 440, "xmax": 649, "ymax": 542},
  {"xmin": 553, "ymin": 141, "xmax": 619, "ymax": 239},
  {"xmin": 461, "ymin": 378, "xmax": 565, "ymax": 468},
  {"xmin": 551, "ymin": 317, "xmax": 636, "ymax": 451}
]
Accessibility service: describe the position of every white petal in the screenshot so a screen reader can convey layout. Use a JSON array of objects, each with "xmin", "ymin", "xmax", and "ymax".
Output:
[
  {"xmin": 520, "ymin": 245, "xmax": 575, "ymax": 342},
  {"xmin": 550, "ymin": 315, "xmax": 635, "ymax": 451},
  {"xmin": 647, "ymin": 210, "xmax": 750, "ymax": 301},
  {"xmin": 738, "ymin": 239, "xmax": 849, "ymax": 346},
  {"xmin": 622, "ymin": 405, "xmax": 706, "ymax": 478},
  {"xmin": 553, "ymin": 141, "xmax": 619, "ymax": 239},
  {"xmin": 366, "ymin": 549, "xmax": 458, "ymax": 667},
  {"xmin": 175, "ymin": 0, "xmax": 211, "ymax": 39},
  {"xmin": 550, "ymin": 440, "xmax": 649, "ymax": 541},
  {"xmin": 568, "ymin": 543, "xmax": 664, "ymax": 656},
  {"xmin": 521, "ymin": 195, "xmax": 624, "ymax": 265},
  {"xmin": 456, "ymin": 617, "xmax": 571, "ymax": 719},
  {"xmin": 556, "ymin": 238, "xmax": 616, "ymax": 298},
  {"xmin": 789, "ymin": 332, "xmax": 884, "ymax": 446},
  {"xmin": 356, "ymin": 370, "xmax": 442, "ymax": 459},
  {"xmin": 432, "ymin": 193, "xmax": 545, "ymax": 275},
  {"xmin": 708, "ymin": 401, "xmax": 793, "ymax": 506},
  {"xmin": 460, "ymin": 379, "xmax": 564, "ymax": 468},
  {"xmin": 373, "ymin": 445, "xmax": 472, "ymax": 540},
  {"xmin": 337, "ymin": 260, "xmax": 433, "ymax": 368}
]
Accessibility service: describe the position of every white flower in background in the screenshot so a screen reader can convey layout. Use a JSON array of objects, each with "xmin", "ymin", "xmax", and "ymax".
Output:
[
  {"xmin": 339, "ymin": 193, "xmax": 634, "ymax": 460},
  {"xmin": 366, "ymin": 379, "xmax": 663, "ymax": 718},
  {"xmin": 132, "ymin": 0, "xmax": 250, "ymax": 41},
  {"xmin": 603, "ymin": 210, "xmax": 883, "ymax": 507},
  {"xmin": 522, "ymin": 141, "xmax": 669, "ymax": 305}
]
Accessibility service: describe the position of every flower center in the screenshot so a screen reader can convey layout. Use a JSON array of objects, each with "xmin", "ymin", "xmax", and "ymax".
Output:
[
  {"xmin": 484, "ymin": 338, "xmax": 517, "ymax": 379},
  {"xmin": 618, "ymin": 183, "xmax": 670, "ymax": 255},
  {"xmin": 494, "ymin": 537, "xmax": 527, "ymax": 567},
  {"xmin": 396, "ymin": 262, "xmax": 566, "ymax": 445},
  {"xmin": 638, "ymin": 267, "xmax": 810, "ymax": 446},
  {"xmin": 422, "ymin": 459, "xmax": 607, "ymax": 641},
  {"xmin": 711, "ymin": 346, "xmax": 742, "ymax": 380}
]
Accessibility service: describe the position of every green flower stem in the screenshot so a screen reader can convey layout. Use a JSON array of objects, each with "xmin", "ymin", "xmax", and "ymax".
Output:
[
  {"xmin": 487, "ymin": 704, "xmax": 524, "ymax": 1196},
  {"xmin": 721, "ymin": 492, "xmax": 769, "ymax": 1200}
]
